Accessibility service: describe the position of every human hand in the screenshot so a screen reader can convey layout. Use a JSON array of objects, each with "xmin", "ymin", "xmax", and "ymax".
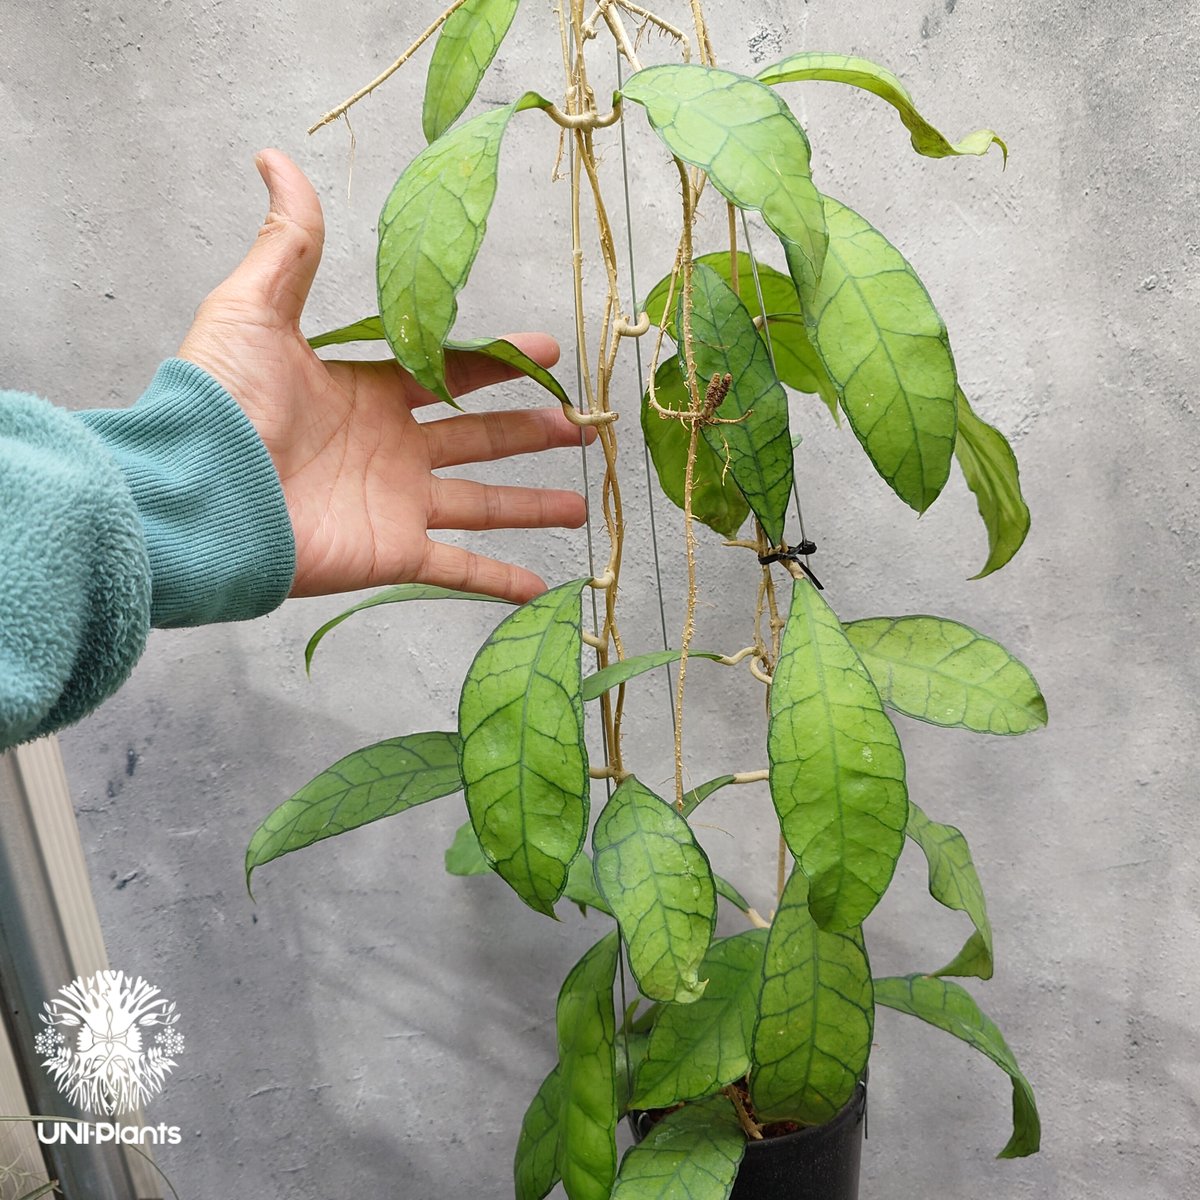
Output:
[{"xmin": 177, "ymin": 148, "xmax": 590, "ymax": 604}]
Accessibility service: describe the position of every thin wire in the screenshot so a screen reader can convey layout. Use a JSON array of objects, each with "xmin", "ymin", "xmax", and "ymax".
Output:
[
  {"xmin": 740, "ymin": 209, "xmax": 814, "ymax": 569},
  {"xmin": 614, "ymin": 48, "xmax": 678, "ymax": 732},
  {"xmin": 566, "ymin": 21, "xmax": 631, "ymax": 1101}
]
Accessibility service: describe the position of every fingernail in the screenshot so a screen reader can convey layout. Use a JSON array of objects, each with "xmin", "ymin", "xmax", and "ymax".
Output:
[{"xmin": 254, "ymin": 151, "xmax": 274, "ymax": 193}]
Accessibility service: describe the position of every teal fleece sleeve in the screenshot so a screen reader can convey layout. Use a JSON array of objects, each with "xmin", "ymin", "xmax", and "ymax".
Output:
[{"xmin": 1, "ymin": 359, "xmax": 295, "ymax": 749}]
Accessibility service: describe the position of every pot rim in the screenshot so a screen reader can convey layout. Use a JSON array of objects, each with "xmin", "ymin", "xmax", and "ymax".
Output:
[{"xmin": 629, "ymin": 1072, "xmax": 868, "ymax": 1152}]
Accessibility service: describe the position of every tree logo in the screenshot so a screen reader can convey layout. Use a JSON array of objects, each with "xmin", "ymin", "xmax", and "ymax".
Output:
[{"xmin": 34, "ymin": 971, "xmax": 183, "ymax": 1117}]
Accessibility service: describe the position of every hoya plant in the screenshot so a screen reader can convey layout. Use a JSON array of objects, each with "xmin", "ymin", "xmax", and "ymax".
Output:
[{"xmin": 247, "ymin": 2, "xmax": 1044, "ymax": 1195}]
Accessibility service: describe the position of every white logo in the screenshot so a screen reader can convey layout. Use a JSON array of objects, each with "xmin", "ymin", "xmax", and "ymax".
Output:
[{"xmin": 34, "ymin": 971, "xmax": 184, "ymax": 1117}]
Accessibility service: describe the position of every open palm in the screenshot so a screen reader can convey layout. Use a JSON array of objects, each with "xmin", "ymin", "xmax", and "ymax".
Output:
[{"xmin": 178, "ymin": 148, "xmax": 588, "ymax": 604}]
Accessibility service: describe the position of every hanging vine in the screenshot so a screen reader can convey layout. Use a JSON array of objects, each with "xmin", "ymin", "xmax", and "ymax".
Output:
[{"xmin": 248, "ymin": 2, "xmax": 1046, "ymax": 1194}]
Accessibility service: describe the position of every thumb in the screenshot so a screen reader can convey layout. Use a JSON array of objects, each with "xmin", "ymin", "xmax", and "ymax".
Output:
[{"xmin": 221, "ymin": 148, "xmax": 325, "ymax": 325}]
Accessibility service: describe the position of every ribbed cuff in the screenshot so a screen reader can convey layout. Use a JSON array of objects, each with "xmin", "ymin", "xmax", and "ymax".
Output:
[{"xmin": 79, "ymin": 360, "xmax": 296, "ymax": 627}]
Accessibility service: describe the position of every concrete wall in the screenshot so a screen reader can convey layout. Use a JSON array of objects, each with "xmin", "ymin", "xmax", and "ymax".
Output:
[{"xmin": 3, "ymin": 1, "xmax": 1198, "ymax": 1196}]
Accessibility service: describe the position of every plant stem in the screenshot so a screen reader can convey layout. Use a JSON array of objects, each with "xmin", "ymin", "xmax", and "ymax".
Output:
[
  {"xmin": 672, "ymin": 154, "xmax": 702, "ymax": 810},
  {"xmin": 616, "ymin": 1, "xmax": 691, "ymax": 60},
  {"xmin": 757, "ymin": 524, "xmax": 789, "ymax": 903},
  {"xmin": 723, "ymin": 1084, "xmax": 764, "ymax": 1140},
  {"xmin": 307, "ymin": 0, "xmax": 472, "ymax": 133},
  {"xmin": 688, "ymin": 0, "xmax": 716, "ymax": 65}
]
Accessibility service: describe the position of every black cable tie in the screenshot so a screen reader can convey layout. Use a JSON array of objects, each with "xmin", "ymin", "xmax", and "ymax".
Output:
[
  {"xmin": 756, "ymin": 542, "xmax": 824, "ymax": 589},
  {"xmin": 797, "ymin": 561, "xmax": 825, "ymax": 590}
]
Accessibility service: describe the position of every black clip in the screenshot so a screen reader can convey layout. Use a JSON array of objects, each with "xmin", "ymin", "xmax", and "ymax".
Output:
[{"xmin": 757, "ymin": 541, "xmax": 823, "ymax": 590}]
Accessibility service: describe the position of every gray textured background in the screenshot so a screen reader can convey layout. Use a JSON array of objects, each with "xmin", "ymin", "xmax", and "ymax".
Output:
[{"xmin": 3, "ymin": 0, "xmax": 1198, "ymax": 1197}]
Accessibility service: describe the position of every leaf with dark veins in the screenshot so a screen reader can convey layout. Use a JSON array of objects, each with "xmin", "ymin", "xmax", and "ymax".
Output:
[
  {"xmin": 515, "ymin": 1064, "xmax": 562, "ymax": 1200},
  {"xmin": 907, "ymin": 803, "xmax": 994, "ymax": 980},
  {"xmin": 556, "ymin": 932, "xmax": 620, "ymax": 1200},
  {"xmin": 459, "ymin": 579, "xmax": 589, "ymax": 916},
  {"xmin": 955, "ymin": 389, "xmax": 1031, "ymax": 578},
  {"xmin": 592, "ymin": 777, "xmax": 716, "ymax": 1003},
  {"xmin": 641, "ymin": 252, "xmax": 838, "ymax": 415},
  {"xmin": 768, "ymin": 580, "xmax": 908, "ymax": 931},
  {"xmin": 844, "ymin": 615, "xmax": 1047, "ymax": 734},
  {"xmin": 307, "ymin": 315, "xmax": 572, "ymax": 407},
  {"xmin": 377, "ymin": 93, "xmax": 549, "ymax": 403},
  {"xmin": 423, "ymin": 0, "xmax": 520, "ymax": 142},
  {"xmin": 875, "ymin": 975, "xmax": 1040, "ymax": 1158},
  {"xmin": 246, "ymin": 733, "xmax": 462, "ymax": 891},
  {"xmin": 758, "ymin": 53, "xmax": 1006, "ymax": 162},
  {"xmin": 642, "ymin": 358, "xmax": 752, "ymax": 540},
  {"xmin": 684, "ymin": 263, "xmax": 796, "ymax": 545},
  {"xmin": 612, "ymin": 1095, "xmax": 746, "ymax": 1199},
  {"xmin": 305, "ymin": 583, "xmax": 511, "ymax": 673},
  {"xmin": 622, "ymin": 65, "xmax": 826, "ymax": 297},
  {"xmin": 751, "ymin": 869, "xmax": 873, "ymax": 1124},
  {"xmin": 804, "ymin": 195, "xmax": 958, "ymax": 513},
  {"xmin": 631, "ymin": 930, "xmax": 767, "ymax": 1108}
]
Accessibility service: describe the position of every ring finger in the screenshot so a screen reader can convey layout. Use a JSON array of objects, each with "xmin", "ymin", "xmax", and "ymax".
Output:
[{"xmin": 428, "ymin": 478, "xmax": 588, "ymax": 531}]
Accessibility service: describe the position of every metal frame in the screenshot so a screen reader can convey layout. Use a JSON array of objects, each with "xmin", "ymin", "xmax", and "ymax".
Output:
[{"xmin": 0, "ymin": 737, "xmax": 160, "ymax": 1200}]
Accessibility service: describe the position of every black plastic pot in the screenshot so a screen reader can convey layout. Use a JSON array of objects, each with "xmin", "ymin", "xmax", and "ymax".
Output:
[{"xmin": 629, "ymin": 1078, "xmax": 867, "ymax": 1200}]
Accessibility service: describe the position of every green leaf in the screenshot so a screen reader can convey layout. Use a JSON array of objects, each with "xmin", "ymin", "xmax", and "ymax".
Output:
[
  {"xmin": 631, "ymin": 930, "xmax": 767, "ymax": 1108},
  {"xmin": 936, "ymin": 930, "xmax": 993, "ymax": 982},
  {"xmin": 684, "ymin": 263, "xmax": 796, "ymax": 545},
  {"xmin": 757, "ymin": 53, "xmax": 1006, "ymax": 162},
  {"xmin": 613, "ymin": 1095, "xmax": 746, "ymax": 1200},
  {"xmin": 751, "ymin": 869, "xmax": 873, "ymax": 1124},
  {"xmin": 843, "ymin": 615, "xmax": 1047, "ymax": 734},
  {"xmin": 907, "ymin": 803, "xmax": 993, "ymax": 980},
  {"xmin": 447, "ymin": 822, "xmax": 613, "ymax": 913},
  {"xmin": 804, "ymin": 195, "xmax": 958, "ymax": 513},
  {"xmin": 306, "ymin": 315, "xmax": 388, "ymax": 348},
  {"xmin": 762, "ymin": 315, "xmax": 840, "ymax": 419},
  {"xmin": 451, "ymin": 775, "xmax": 735, "ymax": 908},
  {"xmin": 423, "ymin": 0, "xmax": 520, "ymax": 142},
  {"xmin": 582, "ymin": 648, "xmax": 723, "ymax": 701},
  {"xmin": 556, "ymin": 932, "xmax": 620, "ymax": 1200},
  {"xmin": 444, "ymin": 819, "xmax": 492, "ymax": 876},
  {"xmin": 592, "ymin": 777, "xmax": 717, "ymax": 1003},
  {"xmin": 306, "ymin": 314, "xmax": 572, "ymax": 408},
  {"xmin": 682, "ymin": 775, "xmax": 736, "ymax": 818},
  {"xmin": 564, "ymin": 852, "xmax": 612, "ymax": 916},
  {"xmin": 622, "ymin": 64, "xmax": 826, "ymax": 297},
  {"xmin": 515, "ymin": 1064, "xmax": 562, "ymax": 1200},
  {"xmin": 955, "ymin": 389, "xmax": 1031, "ymax": 578},
  {"xmin": 642, "ymin": 253, "xmax": 837, "ymax": 414},
  {"xmin": 642, "ymin": 359, "xmax": 751, "ymax": 540},
  {"xmin": 458, "ymin": 578, "xmax": 590, "ymax": 917},
  {"xmin": 305, "ymin": 583, "xmax": 510, "ymax": 673},
  {"xmin": 377, "ymin": 94, "xmax": 547, "ymax": 403},
  {"xmin": 874, "ymin": 975, "xmax": 1040, "ymax": 1158},
  {"xmin": 646, "ymin": 254, "xmax": 795, "ymax": 340},
  {"xmin": 714, "ymin": 875, "xmax": 751, "ymax": 915},
  {"xmin": 446, "ymin": 335, "xmax": 571, "ymax": 406},
  {"xmin": 768, "ymin": 579, "xmax": 908, "ymax": 931},
  {"xmin": 245, "ymin": 733, "xmax": 462, "ymax": 890}
]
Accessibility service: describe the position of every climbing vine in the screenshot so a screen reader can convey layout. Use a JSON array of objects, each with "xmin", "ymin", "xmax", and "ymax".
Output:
[{"xmin": 248, "ymin": 2, "xmax": 1044, "ymax": 1194}]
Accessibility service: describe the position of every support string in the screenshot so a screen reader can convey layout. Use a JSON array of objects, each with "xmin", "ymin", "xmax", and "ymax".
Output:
[{"xmin": 615, "ymin": 48, "xmax": 678, "ymax": 732}]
